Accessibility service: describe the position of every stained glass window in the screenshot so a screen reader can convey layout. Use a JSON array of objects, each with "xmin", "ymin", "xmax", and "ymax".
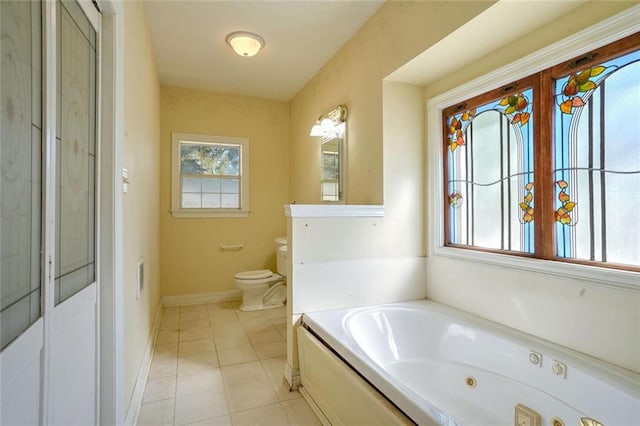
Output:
[
  {"xmin": 443, "ymin": 32, "xmax": 639, "ymax": 271},
  {"xmin": 553, "ymin": 49, "xmax": 640, "ymax": 267},
  {"xmin": 445, "ymin": 85, "xmax": 535, "ymax": 253}
]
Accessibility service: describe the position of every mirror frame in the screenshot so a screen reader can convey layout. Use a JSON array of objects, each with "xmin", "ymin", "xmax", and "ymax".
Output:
[{"xmin": 311, "ymin": 105, "xmax": 347, "ymax": 203}]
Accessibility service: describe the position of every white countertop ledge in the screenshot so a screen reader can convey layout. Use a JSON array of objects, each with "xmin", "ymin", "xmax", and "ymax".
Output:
[{"xmin": 283, "ymin": 204, "xmax": 384, "ymax": 218}]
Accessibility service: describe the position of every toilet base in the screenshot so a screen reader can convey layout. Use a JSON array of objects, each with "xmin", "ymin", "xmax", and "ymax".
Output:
[
  {"xmin": 238, "ymin": 281, "xmax": 286, "ymax": 312},
  {"xmin": 239, "ymin": 301, "xmax": 284, "ymax": 312}
]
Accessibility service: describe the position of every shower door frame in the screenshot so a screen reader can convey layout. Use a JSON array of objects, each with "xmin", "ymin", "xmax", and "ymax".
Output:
[{"xmin": 1, "ymin": 0, "xmax": 124, "ymax": 424}]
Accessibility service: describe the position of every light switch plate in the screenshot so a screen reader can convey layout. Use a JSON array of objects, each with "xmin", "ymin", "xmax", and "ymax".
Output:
[{"xmin": 122, "ymin": 168, "xmax": 129, "ymax": 194}]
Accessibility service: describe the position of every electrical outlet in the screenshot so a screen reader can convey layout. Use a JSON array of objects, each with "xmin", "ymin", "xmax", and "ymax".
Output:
[
  {"xmin": 136, "ymin": 257, "xmax": 145, "ymax": 299},
  {"xmin": 514, "ymin": 404, "xmax": 541, "ymax": 426}
]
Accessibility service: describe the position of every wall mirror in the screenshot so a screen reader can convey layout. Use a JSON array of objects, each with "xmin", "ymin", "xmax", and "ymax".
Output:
[{"xmin": 310, "ymin": 105, "xmax": 347, "ymax": 202}]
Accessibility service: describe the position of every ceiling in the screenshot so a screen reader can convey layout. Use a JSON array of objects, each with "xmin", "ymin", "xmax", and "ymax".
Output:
[{"xmin": 145, "ymin": 0, "xmax": 384, "ymax": 101}]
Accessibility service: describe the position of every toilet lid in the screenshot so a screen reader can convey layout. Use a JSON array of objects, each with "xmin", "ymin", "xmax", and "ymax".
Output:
[{"xmin": 235, "ymin": 269, "xmax": 273, "ymax": 280}]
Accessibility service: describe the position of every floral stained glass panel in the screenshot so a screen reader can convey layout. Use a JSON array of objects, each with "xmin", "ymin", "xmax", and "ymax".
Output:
[
  {"xmin": 554, "ymin": 49, "xmax": 640, "ymax": 267},
  {"xmin": 446, "ymin": 87, "xmax": 535, "ymax": 253}
]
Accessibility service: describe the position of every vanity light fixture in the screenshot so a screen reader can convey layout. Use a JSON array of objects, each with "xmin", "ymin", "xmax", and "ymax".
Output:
[
  {"xmin": 310, "ymin": 120, "xmax": 324, "ymax": 137},
  {"xmin": 309, "ymin": 105, "xmax": 348, "ymax": 137},
  {"xmin": 226, "ymin": 31, "xmax": 265, "ymax": 57}
]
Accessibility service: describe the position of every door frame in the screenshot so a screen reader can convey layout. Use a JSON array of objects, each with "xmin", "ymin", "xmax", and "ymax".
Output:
[{"xmin": 95, "ymin": 0, "xmax": 125, "ymax": 424}]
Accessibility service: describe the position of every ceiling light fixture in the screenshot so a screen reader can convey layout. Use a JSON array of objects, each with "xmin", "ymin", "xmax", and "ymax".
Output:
[{"xmin": 225, "ymin": 31, "xmax": 265, "ymax": 57}]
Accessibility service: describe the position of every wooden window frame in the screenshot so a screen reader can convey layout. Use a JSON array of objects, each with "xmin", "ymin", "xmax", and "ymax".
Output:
[{"xmin": 441, "ymin": 32, "xmax": 640, "ymax": 273}]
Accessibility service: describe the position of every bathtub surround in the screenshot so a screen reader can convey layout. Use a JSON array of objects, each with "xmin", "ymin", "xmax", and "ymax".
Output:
[
  {"xmin": 301, "ymin": 300, "xmax": 640, "ymax": 425},
  {"xmin": 284, "ymin": 205, "xmax": 427, "ymax": 390}
]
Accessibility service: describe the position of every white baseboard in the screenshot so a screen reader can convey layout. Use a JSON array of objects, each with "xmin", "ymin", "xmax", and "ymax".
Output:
[
  {"xmin": 161, "ymin": 289, "xmax": 242, "ymax": 307},
  {"xmin": 123, "ymin": 302, "xmax": 163, "ymax": 426}
]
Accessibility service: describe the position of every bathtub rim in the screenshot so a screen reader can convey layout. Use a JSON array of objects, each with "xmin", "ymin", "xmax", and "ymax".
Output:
[{"xmin": 301, "ymin": 299, "xmax": 640, "ymax": 425}]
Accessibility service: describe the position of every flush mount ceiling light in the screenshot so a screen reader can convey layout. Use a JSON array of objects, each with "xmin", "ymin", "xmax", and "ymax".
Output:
[{"xmin": 225, "ymin": 31, "xmax": 265, "ymax": 57}]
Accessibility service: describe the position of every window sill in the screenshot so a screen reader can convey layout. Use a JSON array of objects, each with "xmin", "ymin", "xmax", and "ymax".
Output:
[
  {"xmin": 432, "ymin": 246, "xmax": 640, "ymax": 293},
  {"xmin": 170, "ymin": 209, "xmax": 249, "ymax": 219}
]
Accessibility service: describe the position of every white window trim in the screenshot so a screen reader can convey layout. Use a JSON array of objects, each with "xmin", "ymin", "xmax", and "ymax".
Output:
[
  {"xmin": 171, "ymin": 132, "xmax": 250, "ymax": 218},
  {"xmin": 426, "ymin": 5, "xmax": 640, "ymax": 293}
]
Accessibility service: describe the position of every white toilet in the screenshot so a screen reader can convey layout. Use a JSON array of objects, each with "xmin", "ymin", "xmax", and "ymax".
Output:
[{"xmin": 234, "ymin": 237, "xmax": 287, "ymax": 311}]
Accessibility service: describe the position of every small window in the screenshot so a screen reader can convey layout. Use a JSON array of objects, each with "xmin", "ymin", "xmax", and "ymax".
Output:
[{"xmin": 171, "ymin": 133, "xmax": 249, "ymax": 218}]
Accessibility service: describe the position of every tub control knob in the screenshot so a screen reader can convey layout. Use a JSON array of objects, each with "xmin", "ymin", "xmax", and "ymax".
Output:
[
  {"xmin": 529, "ymin": 350, "xmax": 542, "ymax": 366},
  {"xmin": 552, "ymin": 360, "xmax": 567, "ymax": 378}
]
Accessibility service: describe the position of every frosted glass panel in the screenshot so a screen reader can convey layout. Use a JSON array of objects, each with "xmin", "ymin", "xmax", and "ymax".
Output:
[
  {"xmin": 182, "ymin": 194, "xmax": 201, "ymax": 208},
  {"xmin": 182, "ymin": 177, "xmax": 201, "ymax": 193},
  {"xmin": 221, "ymin": 178, "xmax": 238, "ymax": 194},
  {"xmin": 221, "ymin": 194, "xmax": 239, "ymax": 208},
  {"xmin": 554, "ymin": 50, "xmax": 640, "ymax": 267},
  {"xmin": 55, "ymin": 0, "xmax": 97, "ymax": 305},
  {"xmin": 446, "ymin": 88, "xmax": 535, "ymax": 254},
  {"xmin": 1, "ymin": 1, "xmax": 42, "ymax": 349},
  {"xmin": 202, "ymin": 194, "xmax": 221, "ymax": 208}
]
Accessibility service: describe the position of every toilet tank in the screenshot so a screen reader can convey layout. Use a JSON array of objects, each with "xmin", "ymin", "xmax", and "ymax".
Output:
[{"xmin": 274, "ymin": 237, "xmax": 287, "ymax": 276}]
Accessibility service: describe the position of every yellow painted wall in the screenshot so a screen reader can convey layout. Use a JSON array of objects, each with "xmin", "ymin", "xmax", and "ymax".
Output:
[
  {"xmin": 122, "ymin": 1, "xmax": 161, "ymax": 409},
  {"xmin": 159, "ymin": 87, "xmax": 290, "ymax": 297},
  {"xmin": 289, "ymin": 1, "xmax": 495, "ymax": 205}
]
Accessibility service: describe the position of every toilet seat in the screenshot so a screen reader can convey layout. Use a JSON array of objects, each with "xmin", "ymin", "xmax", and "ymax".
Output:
[{"xmin": 235, "ymin": 269, "xmax": 273, "ymax": 280}]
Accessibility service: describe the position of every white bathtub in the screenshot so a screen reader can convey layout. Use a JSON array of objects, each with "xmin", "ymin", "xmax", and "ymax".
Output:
[{"xmin": 301, "ymin": 300, "xmax": 640, "ymax": 426}]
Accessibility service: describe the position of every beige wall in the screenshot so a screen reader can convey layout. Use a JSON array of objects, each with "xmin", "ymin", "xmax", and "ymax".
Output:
[
  {"xmin": 289, "ymin": 1, "xmax": 495, "ymax": 205},
  {"xmin": 122, "ymin": 0, "xmax": 162, "ymax": 410},
  {"xmin": 421, "ymin": 2, "xmax": 640, "ymax": 373},
  {"xmin": 159, "ymin": 87, "xmax": 290, "ymax": 297}
]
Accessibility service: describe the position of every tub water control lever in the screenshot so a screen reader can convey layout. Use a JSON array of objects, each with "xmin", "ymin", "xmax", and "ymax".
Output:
[
  {"xmin": 528, "ymin": 350, "xmax": 542, "ymax": 367},
  {"xmin": 552, "ymin": 360, "xmax": 567, "ymax": 378}
]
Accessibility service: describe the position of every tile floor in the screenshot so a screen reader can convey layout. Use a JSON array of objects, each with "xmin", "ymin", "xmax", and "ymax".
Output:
[{"xmin": 137, "ymin": 301, "xmax": 321, "ymax": 425}]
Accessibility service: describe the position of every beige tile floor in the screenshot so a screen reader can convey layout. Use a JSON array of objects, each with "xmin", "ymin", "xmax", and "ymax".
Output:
[{"xmin": 137, "ymin": 301, "xmax": 321, "ymax": 426}]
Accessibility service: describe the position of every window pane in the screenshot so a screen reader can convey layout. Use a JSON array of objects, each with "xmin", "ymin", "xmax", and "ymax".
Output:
[
  {"xmin": 221, "ymin": 178, "xmax": 238, "ymax": 194},
  {"xmin": 1, "ymin": 1, "xmax": 42, "ymax": 349},
  {"xmin": 202, "ymin": 178, "xmax": 221, "ymax": 193},
  {"xmin": 446, "ymin": 88, "xmax": 534, "ymax": 253},
  {"xmin": 182, "ymin": 193, "xmax": 201, "ymax": 208},
  {"xmin": 553, "ymin": 49, "xmax": 640, "ymax": 267},
  {"xmin": 55, "ymin": 0, "xmax": 97, "ymax": 305},
  {"xmin": 221, "ymin": 194, "xmax": 239, "ymax": 208},
  {"xmin": 202, "ymin": 194, "xmax": 221, "ymax": 208},
  {"xmin": 180, "ymin": 142, "xmax": 240, "ymax": 176},
  {"xmin": 182, "ymin": 177, "xmax": 201, "ymax": 193}
]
